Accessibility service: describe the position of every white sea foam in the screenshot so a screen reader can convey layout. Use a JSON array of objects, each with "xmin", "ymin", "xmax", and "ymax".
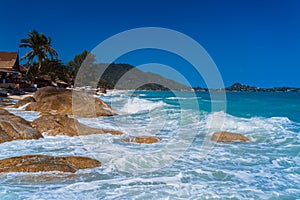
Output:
[
  {"xmin": 119, "ymin": 98, "xmax": 166, "ymax": 114},
  {"xmin": 5, "ymin": 109, "xmax": 40, "ymax": 122},
  {"xmin": 205, "ymin": 111, "xmax": 296, "ymax": 135},
  {"xmin": 166, "ymin": 96, "xmax": 200, "ymax": 100}
]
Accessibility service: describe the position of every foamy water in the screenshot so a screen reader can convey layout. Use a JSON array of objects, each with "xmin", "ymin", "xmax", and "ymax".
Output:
[{"xmin": 1, "ymin": 91, "xmax": 300, "ymax": 199}]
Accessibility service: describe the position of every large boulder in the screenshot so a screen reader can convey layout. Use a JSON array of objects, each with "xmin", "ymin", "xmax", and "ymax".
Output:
[
  {"xmin": 211, "ymin": 131, "xmax": 249, "ymax": 142},
  {"xmin": 13, "ymin": 96, "xmax": 36, "ymax": 108},
  {"xmin": 121, "ymin": 136, "xmax": 161, "ymax": 144},
  {"xmin": 24, "ymin": 86, "xmax": 115, "ymax": 118},
  {"xmin": 0, "ymin": 154, "xmax": 101, "ymax": 173},
  {"xmin": 0, "ymin": 108, "xmax": 42, "ymax": 144},
  {"xmin": 32, "ymin": 113, "xmax": 123, "ymax": 136}
]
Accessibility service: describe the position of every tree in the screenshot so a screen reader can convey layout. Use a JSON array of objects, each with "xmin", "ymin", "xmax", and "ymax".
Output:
[
  {"xmin": 40, "ymin": 59, "xmax": 69, "ymax": 83},
  {"xmin": 67, "ymin": 50, "xmax": 95, "ymax": 84},
  {"xmin": 25, "ymin": 59, "xmax": 69, "ymax": 84},
  {"xmin": 19, "ymin": 30, "xmax": 58, "ymax": 73}
]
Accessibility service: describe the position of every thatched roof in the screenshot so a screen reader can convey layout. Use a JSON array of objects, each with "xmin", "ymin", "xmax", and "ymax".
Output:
[{"xmin": 0, "ymin": 52, "xmax": 20, "ymax": 72}]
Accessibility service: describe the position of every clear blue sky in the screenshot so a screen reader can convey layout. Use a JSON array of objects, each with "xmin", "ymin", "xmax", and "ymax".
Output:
[{"xmin": 1, "ymin": 0, "xmax": 300, "ymax": 87}]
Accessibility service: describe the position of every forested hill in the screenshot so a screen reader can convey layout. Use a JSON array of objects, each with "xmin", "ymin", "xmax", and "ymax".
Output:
[{"xmin": 96, "ymin": 63, "xmax": 190, "ymax": 90}]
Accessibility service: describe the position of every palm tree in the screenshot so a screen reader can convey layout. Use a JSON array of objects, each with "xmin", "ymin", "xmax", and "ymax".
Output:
[{"xmin": 19, "ymin": 30, "xmax": 58, "ymax": 73}]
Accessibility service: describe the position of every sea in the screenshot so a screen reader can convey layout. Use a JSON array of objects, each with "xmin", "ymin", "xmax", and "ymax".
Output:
[{"xmin": 1, "ymin": 91, "xmax": 300, "ymax": 199}]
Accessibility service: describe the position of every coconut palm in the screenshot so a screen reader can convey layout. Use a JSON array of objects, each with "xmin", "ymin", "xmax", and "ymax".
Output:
[{"xmin": 19, "ymin": 30, "xmax": 58, "ymax": 72}]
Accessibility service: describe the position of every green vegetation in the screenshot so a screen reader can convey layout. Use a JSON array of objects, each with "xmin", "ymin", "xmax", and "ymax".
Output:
[{"xmin": 96, "ymin": 63, "xmax": 189, "ymax": 90}]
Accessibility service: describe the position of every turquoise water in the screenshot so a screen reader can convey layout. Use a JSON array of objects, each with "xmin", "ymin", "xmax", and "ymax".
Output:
[{"xmin": 1, "ymin": 91, "xmax": 300, "ymax": 199}]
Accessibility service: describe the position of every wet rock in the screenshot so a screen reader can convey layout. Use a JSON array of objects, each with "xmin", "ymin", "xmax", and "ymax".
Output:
[
  {"xmin": 25, "ymin": 86, "xmax": 115, "ymax": 118},
  {"xmin": 211, "ymin": 131, "xmax": 249, "ymax": 142},
  {"xmin": 121, "ymin": 136, "xmax": 161, "ymax": 144},
  {"xmin": 0, "ymin": 108, "xmax": 11, "ymax": 115},
  {"xmin": 0, "ymin": 154, "xmax": 101, "ymax": 173},
  {"xmin": 32, "ymin": 113, "xmax": 122, "ymax": 136},
  {"xmin": 14, "ymin": 96, "xmax": 36, "ymax": 108},
  {"xmin": 0, "ymin": 108, "xmax": 42, "ymax": 144}
]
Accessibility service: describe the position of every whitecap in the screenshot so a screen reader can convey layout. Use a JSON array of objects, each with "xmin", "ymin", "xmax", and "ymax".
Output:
[{"xmin": 118, "ymin": 98, "xmax": 166, "ymax": 114}]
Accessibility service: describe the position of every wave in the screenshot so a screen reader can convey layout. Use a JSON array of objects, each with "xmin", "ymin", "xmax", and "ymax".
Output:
[
  {"xmin": 78, "ymin": 118, "xmax": 120, "ymax": 131},
  {"xmin": 5, "ymin": 109, "xmax": 40, "ymax": 122},
  {"xmin": 99, "ymin": 96, "xmax": 125, "ymax": 103},
  {"xmin": 206, "ymin": 111, "xmax": 295, "ymax": 130},
  {"xmin": 118, "ymin": 98, "xmax": 166, "ymax": 114},
  {"xmin": 205, "ymin": 111, "xmax": 299, "ymax": 143},
  {"xmin": 166, "ymin": 96, "xmax": 201, "ymax": 100}
]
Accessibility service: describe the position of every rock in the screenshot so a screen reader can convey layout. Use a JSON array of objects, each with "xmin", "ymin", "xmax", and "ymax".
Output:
[
  {"xmin": 0, "ymin": 154, "xmax": 101, "ymax": 173},
  {"xmin": 0, "ymin": 108, "xmax": 42, "ymax": 144},
  {"xmin": 211, "ymin": 131, "xmax": 249, "ymax": 142},
  {"xmin": 121, "ymin": 136, "xmax": 161, "ymax": 144},
  {"xmin": 0, "ymin": 108, "xmax": 11, "ymax": 115},
  {"xmin": 14, "ymin": 96, "xmax": 36, "ymax": 108},
  {"xmin": 0, "ymin": 109, "xmax": 30, "ymax": 126},
  {"xmin": 73, "ymin": 91, "xmax": 116, "ymax": 117},
  {"xmin": 33, "ymin": 86, "xmax": 63, "ymax": 102},
  {"xmin": 32, "ymin": 113, "xmax": 123, "ymax": 136},
  {"xmin": 25, "ymin": 86, "xmax": 115, "ymax": 118}
]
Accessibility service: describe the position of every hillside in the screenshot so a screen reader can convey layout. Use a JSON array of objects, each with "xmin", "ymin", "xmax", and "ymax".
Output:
[{"xmin": 96, "ymin": 63, "xmax": 190, "ymax": 90}]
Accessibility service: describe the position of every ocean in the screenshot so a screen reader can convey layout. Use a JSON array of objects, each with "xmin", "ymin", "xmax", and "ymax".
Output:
[{"xmin": 1, "ymin": 91, "xmax": 300, "ymax": 199}]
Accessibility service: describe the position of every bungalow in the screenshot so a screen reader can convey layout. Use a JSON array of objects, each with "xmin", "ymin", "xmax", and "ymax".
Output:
[{"xmin": 0, "ymin": 52, "xmax": 26, "ymax": 87}]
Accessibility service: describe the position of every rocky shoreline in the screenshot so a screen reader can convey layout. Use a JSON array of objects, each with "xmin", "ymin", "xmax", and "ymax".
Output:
[
  {"xmin": 0, "ymin": 87, "xmax": 165, "ymax": 173},
  {"xmin": 0, "ymin": 86, "xmax": 250, "ymax": 173}
]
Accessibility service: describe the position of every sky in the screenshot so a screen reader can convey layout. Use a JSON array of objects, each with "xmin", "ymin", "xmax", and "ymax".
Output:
[{"xmin": 0, "ymin": 0, "xmax": 300, "ymax": 87}]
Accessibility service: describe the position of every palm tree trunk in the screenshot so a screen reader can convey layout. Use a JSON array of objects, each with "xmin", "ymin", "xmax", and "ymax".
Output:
[{"xmin": 38, "ymin": 55, "xmax": 43, "ymax": 71}]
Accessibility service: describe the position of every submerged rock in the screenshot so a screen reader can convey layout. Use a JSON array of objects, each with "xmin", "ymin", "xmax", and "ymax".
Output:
[
  {"xmin": 211, "ymin": 131, "xmax": 249, "ymax": 142},
  {"xmin": 121, "ymin": 136, "xmax": 161, "ymax": 144},
  {"xmin": 0, "ymin": 154, "xmax": 101, "ymax": 173},
  {"xmin": 0, "ymin": 108, "xmax": 42, "ymax": 144},
  {"xmin": 23, "ymin": 86, "xmax": 115, "ymax": 118},
  {"xmin": 32, "ymin": 113, "xmax": 123, "ymax": 136}
]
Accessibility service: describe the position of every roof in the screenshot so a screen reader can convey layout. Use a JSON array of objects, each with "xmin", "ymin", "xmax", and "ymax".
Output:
[
  {"xmin": 0, "ymin": 52, "xmax": 18, "ymax": 69},
  {"xmin": 19, "ymin": 65, "xmax": 27, "ymax": 73}
]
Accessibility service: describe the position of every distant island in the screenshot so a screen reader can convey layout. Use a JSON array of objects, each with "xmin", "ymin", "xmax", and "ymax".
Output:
[{"xmin": 193, "ymin": 82, "xmax": 300, "ymax": 92}]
